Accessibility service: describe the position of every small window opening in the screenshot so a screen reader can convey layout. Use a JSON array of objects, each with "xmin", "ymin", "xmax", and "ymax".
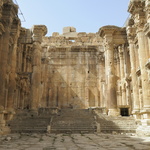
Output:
[{"xmin": 69, "ymin": 39, "xmax": 75, "ymax": 43}]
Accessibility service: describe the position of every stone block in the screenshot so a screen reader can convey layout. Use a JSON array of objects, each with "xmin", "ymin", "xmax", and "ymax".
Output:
[
  {"xmin": 63, "ymin": 26, "xmax": 76, "ymax": 34},
  {"xmin": 52, "ymin": 32, "xmax": 59, "ymax": 37}
]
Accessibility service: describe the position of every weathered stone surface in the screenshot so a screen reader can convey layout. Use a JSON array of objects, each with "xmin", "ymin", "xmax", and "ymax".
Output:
[
  {"xmin": 0, "ymin": 0, "xmax": 150, "ymax": 136},
  {"xmin": 0, "ymin": 133, "xmax": 150, "ymax": 150}
]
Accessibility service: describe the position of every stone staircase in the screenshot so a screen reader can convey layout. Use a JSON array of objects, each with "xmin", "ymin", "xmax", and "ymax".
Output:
[
  {"xmin": 8, "ymin": 110, "xmax": 51, "ymax": 133},
  {"xmin": 8, "ymin": 108, "xmax": 137, "ymax": 134},
  {"xmin": 94, "ymin": 111, "xmax": 137, "ymax": 133},
  {"xmin": 50, "ymin": 109, "xmax": 97, "ymax": 133}
]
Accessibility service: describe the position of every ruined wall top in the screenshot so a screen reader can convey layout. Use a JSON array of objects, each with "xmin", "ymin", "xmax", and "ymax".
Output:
[{"xmin": 41, "ymin": 26, "xmax": 103, "ymax": 47}]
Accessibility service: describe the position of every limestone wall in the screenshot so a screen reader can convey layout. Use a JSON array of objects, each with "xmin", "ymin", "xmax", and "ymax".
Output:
[{"xmin": 0, "ymin": 0, "xmax": 150, "ymax": 134}]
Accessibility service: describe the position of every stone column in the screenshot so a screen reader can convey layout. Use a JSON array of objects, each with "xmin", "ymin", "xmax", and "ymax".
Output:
[
  {"xmin": 135, "ymin": 17, "xmax": 150, "ymax": 121},
  {"xmin": 126, "ymin": 26, "xmax": 140, "ymax": 115},
  {"xmin": 30, "ymin": 25, "xmax": 47, "ymax": 110},
  {"xmin": 0, "ymin": 2, "xmax": 17, "ymax": 108},
  {"xmin": 118, "ymin": 45, "xmax": 125, "ymax": 80},
  {"xmin": 118, "ymin": 45, "xmax": 126, "ymax": 105},
  {"xmin": 7, "ymin": 18, "xmax": 21, "ymax": 109},
  {"xmin": 99, "ymin": 26, "xmax": 120, "ymax": 116},
  {"xmin": 105, "ymin": 41, "xmax": 118, "ymax": 116}
]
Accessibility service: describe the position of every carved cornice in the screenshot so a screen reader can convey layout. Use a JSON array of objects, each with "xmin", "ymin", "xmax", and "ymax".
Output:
[{"xmin": 99, "ymin": 25, "xmax": 120, "ymax": 37}]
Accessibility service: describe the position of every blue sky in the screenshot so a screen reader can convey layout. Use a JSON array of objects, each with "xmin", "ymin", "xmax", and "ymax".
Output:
[{"xmin": 14, "ymin": 0, "xmax": 130, "ymax": 36}]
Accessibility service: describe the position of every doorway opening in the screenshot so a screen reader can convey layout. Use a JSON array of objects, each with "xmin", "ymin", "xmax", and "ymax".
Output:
[{"xmin": 120, "ymin": 108, "xmax": 129, "ymax": 116}]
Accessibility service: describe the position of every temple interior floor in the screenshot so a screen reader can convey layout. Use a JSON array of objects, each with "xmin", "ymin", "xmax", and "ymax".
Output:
[{"xmin": 0, "ymin": 133, "xmax": 150, "ymax": 150}]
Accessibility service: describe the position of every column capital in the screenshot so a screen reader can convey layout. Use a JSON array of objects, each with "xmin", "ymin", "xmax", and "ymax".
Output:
[
  {"xmin": 10, "ymin": 17, "xmax": 21, "ymax": 38},
  {"xmin": 1, "ymin": 1, "xmax": 18, "ymax": 26},
  {"xmin": 31, "ymin": 25, "xmax": 47, "ymax": 43},
  {"xmin": 126, "ymin": 26, "xmax": 136, "ymax": 43},
  {"xmin": 134, "ymin": 12, "xmax": 146, "ymax": 33}
]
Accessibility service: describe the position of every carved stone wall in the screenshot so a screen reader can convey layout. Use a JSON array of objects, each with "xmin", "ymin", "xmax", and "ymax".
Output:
[{"xmin": 0, "ymin": 0, "xmax": 150, "ymax": 135}]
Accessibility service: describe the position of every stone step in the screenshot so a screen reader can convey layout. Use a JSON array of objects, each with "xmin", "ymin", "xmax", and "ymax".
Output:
[
  {"xmin": 50, "ymin": 129, "xmax": 96, "ymax": 134},
  {"xmin": 11, "ymin": 129, "xmax": 47, "ymax": 133},
  {"xmin": 50, "ymin": 109, "xmax": 96, "ymax": 133},
  {"xmin": 94, "ymin": 111, "xmax": 137, "ymax": 133}
]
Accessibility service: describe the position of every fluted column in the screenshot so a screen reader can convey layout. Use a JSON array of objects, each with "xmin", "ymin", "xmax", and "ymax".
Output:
[
  {"xmin": 31, "ymin": 25, "xmax": 47, "ymax": 110},
  {"xmin": 127, "ymin": 26, "xmax": 140, "ymax": 114}
]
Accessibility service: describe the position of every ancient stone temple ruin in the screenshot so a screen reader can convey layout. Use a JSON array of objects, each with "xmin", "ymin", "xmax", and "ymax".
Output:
[{"xmin": 0, "ymin": 0, "xmax": 150, "ymax": 135}]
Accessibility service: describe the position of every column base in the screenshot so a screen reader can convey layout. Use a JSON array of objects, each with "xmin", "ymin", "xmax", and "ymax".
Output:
[{"xmin": 108, "ymin": 109, "xmax": 119, "ymax": 116}]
